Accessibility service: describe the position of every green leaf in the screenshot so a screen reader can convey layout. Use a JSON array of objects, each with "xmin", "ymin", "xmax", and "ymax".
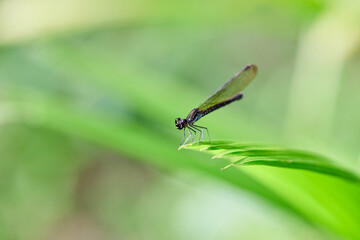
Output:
[{"xmin": 180, "ymin": 141, "xmax": 360, "ymax": 184}]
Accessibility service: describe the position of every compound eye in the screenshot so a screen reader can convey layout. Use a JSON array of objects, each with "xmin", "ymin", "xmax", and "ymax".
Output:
[{"xmin": 175, "ymin": 118, "xmax": 184, "ymax": 130}]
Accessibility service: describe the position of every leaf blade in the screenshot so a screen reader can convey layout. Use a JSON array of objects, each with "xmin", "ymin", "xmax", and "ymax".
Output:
[{"xmin": 181, "ymin": 141, "xmax": 360, "ymax": 184}]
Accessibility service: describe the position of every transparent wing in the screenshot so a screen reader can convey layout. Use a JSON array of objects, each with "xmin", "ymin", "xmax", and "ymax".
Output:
[{"xmin": 197, "ymin": 64, "xmax": 258, "ymax": 111}]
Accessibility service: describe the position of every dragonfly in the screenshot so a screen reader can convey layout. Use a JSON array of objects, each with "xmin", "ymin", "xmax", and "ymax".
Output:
[{"xmin": 175, "ymin": 64, "xmax": 258, "ymax": 147}]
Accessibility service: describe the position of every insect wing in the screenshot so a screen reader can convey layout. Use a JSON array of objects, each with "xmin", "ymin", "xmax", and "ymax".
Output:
[{"xmin": 197, "ymin": 64, "xmax": 257, "ymax": 111}]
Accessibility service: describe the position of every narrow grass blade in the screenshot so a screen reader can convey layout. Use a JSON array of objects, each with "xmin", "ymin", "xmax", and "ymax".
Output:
[{"xmin": 181, "ymin": 141, "xmax": 360, "ymax": 184}]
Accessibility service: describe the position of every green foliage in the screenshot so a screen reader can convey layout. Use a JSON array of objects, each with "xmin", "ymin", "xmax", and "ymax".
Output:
[
  {"xmin": 1, "ymin": 0, "xmax": 360, "ymax": 239},
  {"xmin": 181, "ymin": 141, "xmax": 360, "ymax": 183}
]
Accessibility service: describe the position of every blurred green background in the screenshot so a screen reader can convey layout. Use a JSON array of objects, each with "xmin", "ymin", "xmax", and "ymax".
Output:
[{"xmin": 1, "ymin": 0, "xmax": 360, "ymax": 239}]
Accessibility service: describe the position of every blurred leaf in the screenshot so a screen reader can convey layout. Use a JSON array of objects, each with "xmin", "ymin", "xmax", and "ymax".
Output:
[{"xmin": 1, "ymin": 19, "xmax": 360, "ymax": 239}]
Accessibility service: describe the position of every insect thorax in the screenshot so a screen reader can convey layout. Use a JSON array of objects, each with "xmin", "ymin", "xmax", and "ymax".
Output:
[{"xmin": 186, "ymin": 108, "xmax": 203, "ymax": 125}]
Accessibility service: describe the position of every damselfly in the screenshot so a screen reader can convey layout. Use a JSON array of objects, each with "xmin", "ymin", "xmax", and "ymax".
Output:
[{"xmin": 175, "ymin": 64, "xmax": 258, "ymax": 146}]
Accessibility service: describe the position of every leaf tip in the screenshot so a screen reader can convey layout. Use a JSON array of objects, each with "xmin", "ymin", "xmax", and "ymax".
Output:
[{"xmin": 221, "ymin": 163, "xmax": 234, "ymax": 171}]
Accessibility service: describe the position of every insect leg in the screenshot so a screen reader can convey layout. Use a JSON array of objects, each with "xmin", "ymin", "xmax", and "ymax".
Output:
[
  {"xmin": 191, "ymin": 125, "xmax": 203, "ymax": 143},
  {"xmin": 180, "ymin": 128, "xmax": 186, "ymax": 146},
  {"xmin": 193, "ymin": 125, "xmax": 210, "ymax": 143},
  {"xmin": 183, "ymin": 128, "xmax": 193, "ymax": 145},
  {"xmin": 188, "ymin": 126, "xmax": 197, "ymax": 144}
]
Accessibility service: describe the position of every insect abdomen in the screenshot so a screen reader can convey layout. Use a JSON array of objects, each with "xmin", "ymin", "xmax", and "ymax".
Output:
[{"xmin": 202, "ymin": 93, "xmax": 243, "ymax": 116}]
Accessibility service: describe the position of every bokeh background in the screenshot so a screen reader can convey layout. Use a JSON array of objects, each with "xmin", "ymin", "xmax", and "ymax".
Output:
[{"xmin": 1, "ymin": 0, "xmax": 360, "ymax": 239}]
